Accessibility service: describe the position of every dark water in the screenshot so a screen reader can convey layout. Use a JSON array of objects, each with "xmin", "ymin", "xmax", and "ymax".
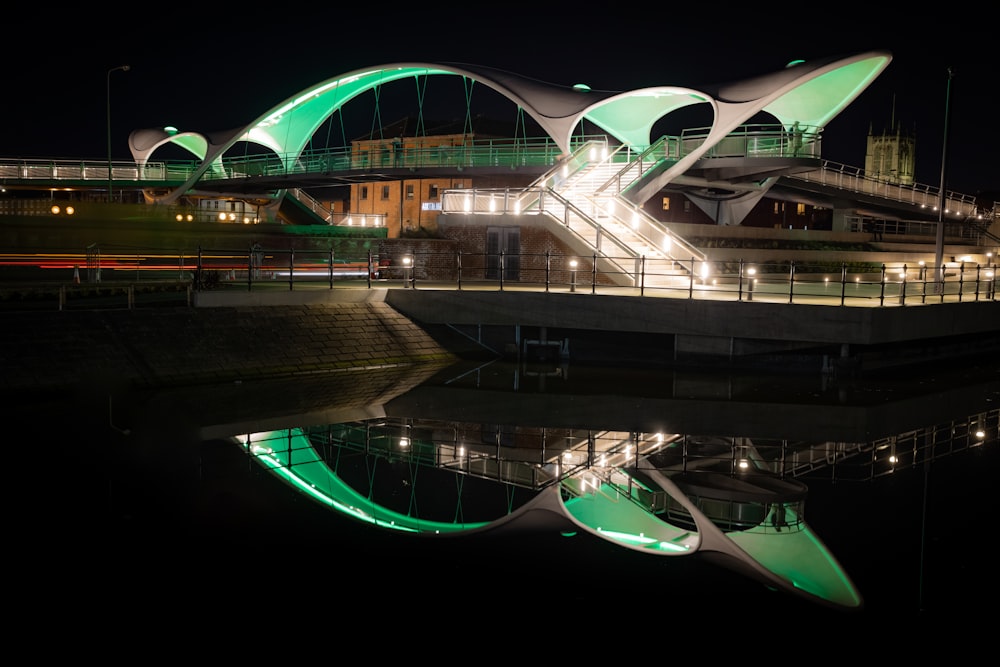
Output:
[{"xmin": 12, "ymin": 357, "xmax": 998, "ymax": 632}]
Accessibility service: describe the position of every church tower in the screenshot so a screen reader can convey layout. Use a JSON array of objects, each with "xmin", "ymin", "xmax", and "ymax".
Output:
[{"xmin": 864, "ymin": 98, "xmax": 916, "ymax": 185}]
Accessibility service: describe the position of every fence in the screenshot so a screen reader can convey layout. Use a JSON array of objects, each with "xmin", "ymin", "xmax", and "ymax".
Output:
[{"xmin": 3, "ymin": 246, "xmax": 995, "ymax": 311}]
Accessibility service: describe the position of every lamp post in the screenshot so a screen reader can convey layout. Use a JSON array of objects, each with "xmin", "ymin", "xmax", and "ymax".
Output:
[
  {"xmin": 933, "ymin": 67, "xmax": 954, "ymax": 293},
  {"xmin": 106, "ymin": 64, "xmax": 130, "ymax": 203}
]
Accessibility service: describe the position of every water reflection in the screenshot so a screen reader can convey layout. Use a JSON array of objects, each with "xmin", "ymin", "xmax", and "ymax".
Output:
[
  {"xmin": 215, "ymin": 359, "xmax": 995, "ymax": 616},
  {"xmin": 22, "ymin": 357, "xmax": 997, "ymax": 622}
]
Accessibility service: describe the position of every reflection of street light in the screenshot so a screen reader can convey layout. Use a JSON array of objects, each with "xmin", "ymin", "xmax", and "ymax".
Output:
[
  {"xmin": 569, "ymin": 259, "xmax": 578, "ymax": 292},
  {"xmin": 107, "ymin": 64, "xmax": 130, "ymax": 203},
  {"xmin": 402, "ymin": 255, "xmax": 412, "ymax": 288}
]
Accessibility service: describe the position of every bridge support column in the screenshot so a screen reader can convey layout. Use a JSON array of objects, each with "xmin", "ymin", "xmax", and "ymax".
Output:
[{"xmin": 831, "ymin": 207, "xmax": 853, "ymax": 232}]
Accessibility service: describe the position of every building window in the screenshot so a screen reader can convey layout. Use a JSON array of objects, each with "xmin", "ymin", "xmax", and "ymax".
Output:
[
  {"xmin": 405, "ymin": 184, "xmax": 414, "ymax": 200},
  {"xmin": 796, "ymin": 203, "xmax": 806, "ymax": 216},
  {"xmin": 662, "ymin": 196, "xmax": 670, "ymax": 211},
  {"xmin": 428, "ymin": 185, "xmax": 439, "ymax": 199},
  {"xmin": 683, "ymin": 201, "xmax": 691, "ymax": 213},
  {"xmin": 360, "ymin": 186, "xmax": 368, "ymax": 201},
  {"xmin": 381, "ymin": 185, "xmax": 390, "ymax": 200},
  {"xmin": 773, "ymin": 202, "xmax": 780, "ymax": 215}
]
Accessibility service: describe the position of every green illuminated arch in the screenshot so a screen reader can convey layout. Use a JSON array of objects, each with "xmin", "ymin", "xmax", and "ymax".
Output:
[{"xmin": 130, "ymin": 51, "xmax": 891, "ymax": 207}]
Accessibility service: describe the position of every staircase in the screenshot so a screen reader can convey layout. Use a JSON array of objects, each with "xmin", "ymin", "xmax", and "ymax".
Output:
[{"xmin": 513, "ymin": 139, "xmax": 707, "ymax": 287}]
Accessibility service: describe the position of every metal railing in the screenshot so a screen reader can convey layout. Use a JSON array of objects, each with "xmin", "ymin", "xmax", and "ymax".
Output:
[{"xmin": 5, "ymin": 247, "xmax": 995, "ymax": 311}]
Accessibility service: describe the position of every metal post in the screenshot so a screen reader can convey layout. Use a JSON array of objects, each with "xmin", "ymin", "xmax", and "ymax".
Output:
[
  {"xmin": 329, "ymin": 248, "xmax": 334, "ymax": 289},
  {"xmin": 957, "ymin": 261, "xmax": 967, "ymax": 302},
  {"xmin": 899, "ymin": 265, "xmax": 907, "ymax": 305},
  {"xmin": 106, "ymin": 65, "xmax": 130, "ymax": 203},
  {"xmin": 738, "ymin": 259, "xmax": 744, "ymax": 301},
  {"xmin": 840, "ymin": 263, "xmax": 847, "ymax": 306},
  {"xmin": 289, "ymin": 247, "xmax": 294, "ymax": 291},
  {"xmin": 788, "ymin": 261, "xmax": 795, "ymax": 304},
  {"xmin": 591, "ymin": 254, "xmax": 597, "ymax": 294},
  {"xmin": 457, "ymin": 250, "xmax": 463, "ymax": 290},
  {"xmin": 640, "ymin": 255, "xmax": 646, "ymax": 297},
  {"xmin": 879, "ymin": 264, "xmax": 886, "ymax": 306},
  {"xmin": 544, "ymin": 251, "xmax": 550, "ymax": 292}
]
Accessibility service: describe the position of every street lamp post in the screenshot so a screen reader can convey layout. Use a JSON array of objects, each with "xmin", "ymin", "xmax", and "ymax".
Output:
[
  {"xmin": 933, "ymin": 67, "xmax": 954, "ymax": 293},
  {"xmin": 107, "ymin": 64, "xmax": 130, "ymax": 203}
]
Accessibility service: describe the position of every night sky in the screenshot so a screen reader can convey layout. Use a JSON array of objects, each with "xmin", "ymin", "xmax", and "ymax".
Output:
[{"xmin": 4, "ymin": 6, "xmax": 995, "ymax": 196}]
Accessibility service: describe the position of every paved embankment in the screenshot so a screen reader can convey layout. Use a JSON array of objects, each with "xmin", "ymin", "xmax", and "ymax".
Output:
[{"xmin": 0, "ymin": 301, "xmax": 458, "ymax": 397}]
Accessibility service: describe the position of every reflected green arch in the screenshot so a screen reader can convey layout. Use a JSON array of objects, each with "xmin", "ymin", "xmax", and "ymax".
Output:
[{"xmin": 241, "ymin": 429, "xmax": 492, "ymax": 535}]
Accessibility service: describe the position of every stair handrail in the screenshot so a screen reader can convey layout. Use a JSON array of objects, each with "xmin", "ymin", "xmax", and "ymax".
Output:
[
  {"xmin": 594, "ymin": 136, "xmax": 677, "ymax": 198},
  {"xmin": 578, "ymin": 192, "xmax": 707, "ymax": 264},
  {"xmin": 535, "ymin": 188, "xmax": 640, "ymax": 263},
  {"xmin": 288, "ymin": 188, "xmax": 334, "ymax": 222}
]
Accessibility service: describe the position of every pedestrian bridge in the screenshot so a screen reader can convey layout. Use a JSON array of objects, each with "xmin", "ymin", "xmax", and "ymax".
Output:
[{"xmin": 0, "ymin": 131, "xmax": 982, "ymax": 220}]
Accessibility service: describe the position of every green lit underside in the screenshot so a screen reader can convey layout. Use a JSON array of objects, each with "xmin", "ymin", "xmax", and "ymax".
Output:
[
  {"xmin": 561, "ymin": 481, "xmax": 862, "ymax": 609},
  {"xmin": 242, "ymin": 429, "xmax": 489, "ymax": 535},
  {"xmin": 243, "ymin": 432, "xmax": 861, "ymax": 608}
]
